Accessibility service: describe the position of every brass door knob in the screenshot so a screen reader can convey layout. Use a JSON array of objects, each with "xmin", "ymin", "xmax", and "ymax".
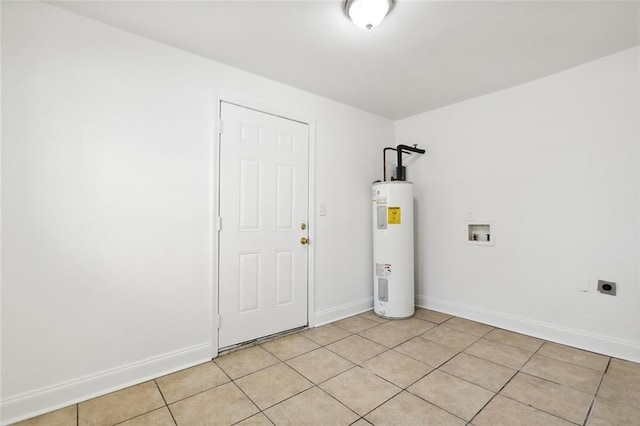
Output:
[{"xmin": 300, "ymin": 237, "xmax": 309, "ymax": 245}]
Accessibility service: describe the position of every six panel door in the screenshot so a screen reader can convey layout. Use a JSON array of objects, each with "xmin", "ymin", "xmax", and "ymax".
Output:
[{"xmin": 218, "ymin": 102, "xmax": 309, "ymax": 348}]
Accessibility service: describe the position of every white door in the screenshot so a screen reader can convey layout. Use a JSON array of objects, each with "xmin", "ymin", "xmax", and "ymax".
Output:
[{"xmin": 218, "ymin": 102, "xmax": 309, "ymax": 348}]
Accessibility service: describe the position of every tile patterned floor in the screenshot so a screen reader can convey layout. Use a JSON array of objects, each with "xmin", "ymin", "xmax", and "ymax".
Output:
[{"xmin": 15, "ymin": 308, "xmax": 640, "ymax": 426}]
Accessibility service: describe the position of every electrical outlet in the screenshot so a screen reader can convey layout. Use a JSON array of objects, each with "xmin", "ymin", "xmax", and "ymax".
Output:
[
  {"xmin": 597, "ymin": 280, "xmax": 616, "ymax": 296},
  {"xmin": 319, "ymin": 203, "xmax": 327, "ymax": 216}
]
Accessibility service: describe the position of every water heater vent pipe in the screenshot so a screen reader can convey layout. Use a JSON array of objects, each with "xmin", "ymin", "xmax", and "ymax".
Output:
[
  {"xmin": 382, "ymin": 144, "xmax": 426, "ymax": 181},
  {"xmin": 382, "ymin": 147, "xmax": 396, "ymax": 181},
  {"xmin": 395, "ymin": 145, "xmax": 426, "ymax": 181}
]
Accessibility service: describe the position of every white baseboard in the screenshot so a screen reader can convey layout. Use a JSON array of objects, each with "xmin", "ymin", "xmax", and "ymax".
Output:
[
  {"xmin": 314, "ymin": 297, "xmax": 374, "ymax": 327},
  {"xmin": 1, "ymin": 342, "xmax": 212, "ymax": 425},
  {"xmin": 416, "ymin": 295, "xmax": 640, "ymax": 363}
]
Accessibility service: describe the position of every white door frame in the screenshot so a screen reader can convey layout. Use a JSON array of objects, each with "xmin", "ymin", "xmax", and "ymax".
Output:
[{"xmin": 211, "ymin": 95, "xmax": 316, "ymax": 357}]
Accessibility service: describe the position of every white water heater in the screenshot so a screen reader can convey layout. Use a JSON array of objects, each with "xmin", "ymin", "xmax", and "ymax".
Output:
[{"xmin": 372, "ymin": 181, "xmax": 415, "ymax": 319}]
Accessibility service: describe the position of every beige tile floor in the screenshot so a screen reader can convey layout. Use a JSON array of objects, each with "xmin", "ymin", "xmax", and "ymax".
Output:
[{"xmin": 15, "ymin": 308, "xmax": 640, "ymax": 426}]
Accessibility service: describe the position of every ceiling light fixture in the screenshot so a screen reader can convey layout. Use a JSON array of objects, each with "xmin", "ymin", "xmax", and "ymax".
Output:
[{"xmin": 344, "ymin": 0, "xmax": 395, "ymax": 30}]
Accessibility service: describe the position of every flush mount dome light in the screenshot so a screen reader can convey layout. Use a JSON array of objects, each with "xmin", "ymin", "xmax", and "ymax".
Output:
[{"xmin": 345, "ymin": 0, "xmax": 395, "ymax": 30}]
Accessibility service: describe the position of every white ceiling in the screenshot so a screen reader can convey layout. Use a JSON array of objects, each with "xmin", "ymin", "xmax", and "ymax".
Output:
[{"xmin": 52, "ymin": 1, "xmax": 640, "ymax": 120}]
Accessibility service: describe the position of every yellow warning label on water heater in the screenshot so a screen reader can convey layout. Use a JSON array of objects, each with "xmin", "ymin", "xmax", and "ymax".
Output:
[{"xmin": 388, "ymin": 207, "xmax": 401, "ymax": 224}]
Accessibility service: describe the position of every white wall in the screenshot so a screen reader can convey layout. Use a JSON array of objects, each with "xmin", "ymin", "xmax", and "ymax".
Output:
[
  {"xmin": 1, "ymin": 3, "xmax": 392, "ymax": 423},
  {"xmin": 396, "ymin": 46, "xmax": 640, "ymax": 362}
]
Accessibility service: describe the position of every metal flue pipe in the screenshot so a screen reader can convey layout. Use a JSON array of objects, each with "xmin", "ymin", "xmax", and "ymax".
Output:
[{"xmin": 395, "ymin": 145, "xmax": 426, "ymax": 181}]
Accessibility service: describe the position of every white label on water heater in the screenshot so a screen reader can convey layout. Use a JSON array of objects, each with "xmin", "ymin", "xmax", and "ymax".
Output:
[
  {"xmin": 374, "ymin": 188, "xmax": 387, "ymax": 204},
  {"xmin": 375, "ymin": 263, "xmax": 392, "ymax": 278}
]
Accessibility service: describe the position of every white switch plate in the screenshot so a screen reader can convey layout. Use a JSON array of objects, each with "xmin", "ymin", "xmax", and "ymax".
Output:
[
  {"xmin": 319, "ymin": 203, "xmax": 327, "ymax": 216},
  {"xmin": 578, "ymin": 278, "xmax": 599, "ymax": 293}
]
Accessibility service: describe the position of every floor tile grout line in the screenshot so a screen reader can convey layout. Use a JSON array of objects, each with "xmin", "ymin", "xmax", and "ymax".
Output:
[
  {"xmin": 110, "ymin": 406, "xmax": 170, "ymax": 426},
  {"xmin": 228, "ymin": 373, "xmax": 273, "ymax": 422},
  {"xmin": 258, "ymin": 336, "xmax": 322, "ymax": 362},
  {"xmin": 357, "ymin": 387, "xmax": 404, "ymax": 420},
  {"xmin": 360, "ymin": 333, "xmax": 478, "ymax": 424},
  {"xmin": 404, "ymin": 385, "xmax": 477, "ymax": 424},
  {"xmin": 311, "ymin": 379, "xmax": 366, "ymax": 421},
  {"xmin": 287, "ymin": 346, "xmax": 358, "ymax": 374},
  {"xmin": 214, "ymin": 345, "xmax": 282, "ymax": 380},
  {"xmin": 399, "ymin": 345, "xmax": 490, "ymax": 424},
  {"xmin": 264, "ymin": 347, "xmax": 320, "ymax": 364},
  {"xmin": 285, "ymin": 356, "xmax": 356, "ymax": 386},
  {"xmin": 475, "ymin": 339, "xmax": 591, "ymax": 426},
  {"xmin": 226, "ymin": 355, "xmax": 318, "ymax": 414},
  {"xmin": 411, "ymin": 324, "xmax": 564, "ymax": 425},
  {"xmin": 358, "ymin": 348, "xmax": 435, "ymax": 389},
  {"xmin": 253, "ymin": 378, "xmax": 362, "ymax": 422},
  {"xmin": 262, "ymin": 336, "xmax": 308, "ymax": 350},
  {"xmin": 332, "ymin": 319, "xmax": 379, "ymax": 334},
  {"xmin": 335, "ymin": 363, "xmax": 405, "ymax": 397},
  {"xmin": 287, "ymin": 328, "xmax": 364, "ymax": 374},
  {"xmin": 386, "ymin": 339, "xmax": 456, "ymax": 368},
  {"xmin": 151, "ymin": 379, "xmax": 177, "ymax": 426},
  {"xmin": 383, "ymin": 318, "xmax": 439, "ymax": 334},
  {"xmin": 582, "ymin": 356, "xmax": 612, "ymax": 426},
  {"xmin": 299, "ymin": 335, "xmax": 436, "ymax": 416},
  {"xmin": 481, "ymin": 328, "xmax": 546, "ymax": 351},
  {"xmin": 515, "ymin": 371, "xmax": 598, "ymax": 397},
  {"xmin": 521, "ymin": 353, "xmax": 608, "ymax": 394},
  {"xmin": 418, "ymin": 336, "xmax": 478, "ymax": 353},
  {"xmin": 432, "ymin": 366, "xmax": 501, "ymax": 394},
  {"xmin": 493, "ymin": 340, "xmax": 574, "ymax": 423},
  {"xmin": 538, "ymin": 342, "xmax": 611, "ymax": 373},
  {"xmin": 467, "ymin": 338, "xmax": 541, "ymax": 426},
  {"xmin": 353, "ymin": 330, "xmax": 415, "ymax": 351},
  {"xmin": 228, "ymin": 405, "xmax": 268, "ymax": 426},
  {"xmin": 272, "ymin": 330, "xmax": 433, "ymax": 422},
  {"xmin": 321, "ymin": 337, "xmax": 384, "ymax": 365},
  {"xmin": 413, "ymin": 308, "xmax": 454, "ymax": 325},
  {"xmin": 154, "ymin": 365, "xmax": 235, "ymax": 407},
  {"xmin": 307, "ymin": 329, "xmax": 356, "ymax": 348},
  {"xmin": 229, "ymin": 405, "xmax": 273, "ymax": 426},
  {"xmin": 528, "ymin": 350, "xmax": 606, "ymax": 371},
  {"xmin": 466, "ymin": 364, "xmax": 520, "ymax": 424},
  {"xmin": 103, "ymin": 381, "xmax": 170, "ymax": 426},
  {"xmin": 216, "ymin": 363, "xmax": 280, "ymax": 382},
  {"xmin": 462, "ymin": 396, "xmax": 499, "ymax": 424},
  {"xmin": 440, "ymin": 317, "xmax": 495, "ymax": 338},
  {"xmin": 358, "ymin": 327, "xmax": 415, "ymax": 346},
  {"xmin": 495, "ymin": 392, "xmax": 584, "ymax": 426},
  {"xmin": 302, "ymin": 334, "xmax": 354, "ymax": 347},
  {"xmin": 437, "ymin": 351, "xmax": 519, "ymax": 393},
  {"xmin": 420, "ymin": 326, "xmax": 482, "ymax": 344}
]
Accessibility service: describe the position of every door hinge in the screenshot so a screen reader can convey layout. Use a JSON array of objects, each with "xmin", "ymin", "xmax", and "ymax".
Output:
[
  {"xmin": 216, "ymin": 314, "xmax": 221, "ymax": 329},
  {"xmin": 218, "ymin": 119, "xmax": 224, "ymax": 134},
  {"xmin": 216, "ymin": 216, "xmax": 222, "ymax": 231}
]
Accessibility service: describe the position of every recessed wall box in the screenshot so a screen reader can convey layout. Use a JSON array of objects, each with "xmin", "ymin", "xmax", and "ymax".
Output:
[
  {"xmin": 597, "ymin": 280, "xmax": 616, "ymax": 296},
  {"xmin": 467, "ymin": 222, "xmax": 494, "ymax": 246}
]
